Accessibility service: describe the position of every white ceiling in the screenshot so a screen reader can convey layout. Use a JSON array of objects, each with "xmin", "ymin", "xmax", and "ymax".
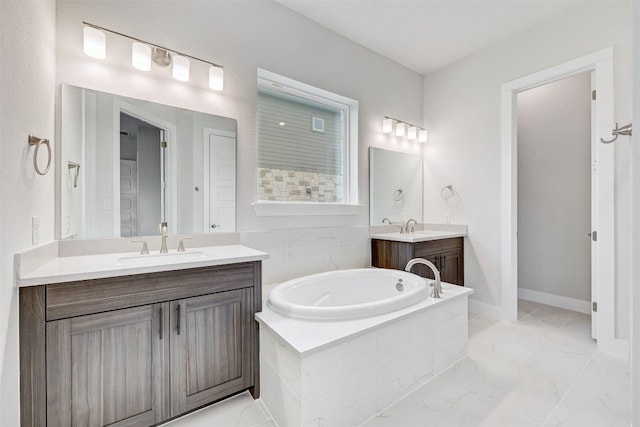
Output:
[{"xmin": 274, "ymin": 0, "xmax": 592, "ymax": 75}]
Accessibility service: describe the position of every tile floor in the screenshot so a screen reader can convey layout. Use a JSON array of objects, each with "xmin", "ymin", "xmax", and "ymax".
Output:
[{"xmin": 166, "ymin": 300, "xmax": 630, "ymax": 427}]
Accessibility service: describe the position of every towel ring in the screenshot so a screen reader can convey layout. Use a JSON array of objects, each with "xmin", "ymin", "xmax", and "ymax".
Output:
[
  {"xmin": 28, "ymin": 134, "xmax": 51, "ymax": 176},
  {"xmin": 441, "ymin": 185, "xmax": 454, "ymax": 200},
  {"xmin": 393, "ymin": 188, "xmax": 404, "ymax": 201}
]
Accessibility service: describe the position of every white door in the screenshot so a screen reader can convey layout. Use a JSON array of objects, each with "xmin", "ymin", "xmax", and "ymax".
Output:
[
  {"xmin": 120, "ymin": 160, "xmax": 138, "ymax": 237},
  {"xmin": 208, "ymin": 134, "xmax": 235, "ymax": 232},
  {"xmin": 590, "ymin": 71, "xmax": 598, "ymax": 339}
]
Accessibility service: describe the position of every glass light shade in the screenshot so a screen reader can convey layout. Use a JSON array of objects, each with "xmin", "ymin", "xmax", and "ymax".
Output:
[
  {"xmin": 209, "ymin": 66, "xmax": 224, "ymax": 91},
  {"xmin": 395, "ymin": 122, "xmax": 406, "ymax": 137},
  {"xmin": 131, "ymin": 42, "xmax": 151, "ymax": 71},
  {"xmin": 83, "ymin": 27, "xmax": 106, "ymax": 59},
  {"xmin": 408, "ymin": 126, "xmax": 418, "ymax": 140},
  {"xmin": 382, "ymin": 118, "xmax": 393, "ymax": 133},
  {"xmin": 172, "ymin": 55, "xmax": 190, "ymax": 81},
  {"xmin": 418, "ymin": 129, "xmax": 428, "ymax": 143}
]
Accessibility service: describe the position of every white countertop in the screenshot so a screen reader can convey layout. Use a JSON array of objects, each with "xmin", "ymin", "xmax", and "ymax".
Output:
[
  {"xmin": 369, "ymin": 229, "xmax": 467, "ymax": 243},
  {"xmin": 256, "ymin": 283, "xmax": 473, "ymax": 355},
  {"xmin": 17, "ymin": 244, "xmax": 269, "ymax": 287}
]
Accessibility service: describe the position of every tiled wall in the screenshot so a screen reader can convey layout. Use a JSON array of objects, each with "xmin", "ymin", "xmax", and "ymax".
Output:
[
  {"xmin": 239, "ymin": 226, "xmax": 369, "ymax": 285},
  {"xmin": 257, "ymin": 167, "xmax": 343, "ymax": 203}
]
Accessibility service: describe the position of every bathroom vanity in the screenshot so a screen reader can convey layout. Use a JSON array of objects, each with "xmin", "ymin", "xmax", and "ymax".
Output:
[
  {"xmin": 18, "ymin": 245, "xmax": 266, "ymax": 427},
  {"xmin": 370, "ymin": 230, "xmax": 466, "ymax": 285}
]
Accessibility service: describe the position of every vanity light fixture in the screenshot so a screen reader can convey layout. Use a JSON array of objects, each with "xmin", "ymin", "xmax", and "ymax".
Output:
[
  {"xmin": 131, "ymin": 42, "xmax": 151, "ymax": 71},
  {"xmin": 82, "ymin": 22, "xmax": 224, "ymax": 91},
  {"xmin": 382, "ymin": 116, "xmax": 428, "ymax": 143},
  {"xmin": 382, "ymin": 118, "xmax": 393, "ymax": 134},
  {"xmin": 83, "ymin": 26, "xmax": 106, "ymax": 59},
  {"xmin": 408, "ymin": 126, "xmax": 417, "ymax": 140},
  {"xmin": 172, "ymin": 55, "xmax": 190, "ymax": 81}
]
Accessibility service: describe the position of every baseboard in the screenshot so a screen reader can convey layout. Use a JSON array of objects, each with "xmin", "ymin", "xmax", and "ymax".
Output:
[
  {"xmin": 518, "ymin": 288, "xmax": 591, "ymax": 314},
  {"xmin": 468, "ymin": 299, "xmax": 502, "ymax": 321}
]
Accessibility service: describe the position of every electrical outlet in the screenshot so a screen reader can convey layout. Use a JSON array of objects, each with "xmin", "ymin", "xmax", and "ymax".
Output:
[
  {"xmin": 443, "ymin": 212, "xmax": 451, "ymax": 224},
  {"xmin": 32, "ymin": 216, "xmax": 40, "ymax": 245}
]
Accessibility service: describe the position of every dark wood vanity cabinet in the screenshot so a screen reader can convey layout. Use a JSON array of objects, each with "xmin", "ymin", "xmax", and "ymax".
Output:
[
  {"xmin": 20, "ymin": 262, "xmax": 261, "ymax": 427},
  {"xmin": 372, "ymin": 237, "xmax": 464, "ymax": 285}
]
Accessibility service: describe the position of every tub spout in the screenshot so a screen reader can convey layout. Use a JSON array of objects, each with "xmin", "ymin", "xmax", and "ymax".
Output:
[{"xmin": 405, "ymin": 258, "xmax": 442, "ymax": 298}]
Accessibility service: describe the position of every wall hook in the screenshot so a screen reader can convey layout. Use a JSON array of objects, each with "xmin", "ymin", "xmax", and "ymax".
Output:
[
  {"xmin": 393, "ymin": 188, "xmax": 404, "ymax": 201},
  {"xmin": 28, "ymin": 134, "xmax": 51, "ymax": 175},
  {"xmin": 68, "ymin": 161, "xmax": 80, "ymax": 188},
  {"xmin": 600, "ymin": 123, "xmax": 632, "ymax": 144}
]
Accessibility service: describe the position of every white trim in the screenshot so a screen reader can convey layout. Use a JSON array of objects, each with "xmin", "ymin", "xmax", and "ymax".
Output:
[
  {"xmin": 256, "ymin": 68, "xmax": 359, "ymax": 206},
  {"xmin": 518, "ymin": 288, "xmax": 591, "ymax": 315},
  {"xmin": 253, "ymin": 201, "xmax": 362, "ymax": 216},
  {"xmin": 500, "ymin": 48, "xmax": 616, "ymax": 353},
  {"xmin": 468, "ymin": 299, "xmax": 502, "ymax": 321}
]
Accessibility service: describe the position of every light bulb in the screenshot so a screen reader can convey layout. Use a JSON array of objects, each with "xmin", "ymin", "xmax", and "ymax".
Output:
[
  {"xmin": 418, "ymin": 129, "xmax": 428, "ymax": 143},
  {"xmin": 209, "ymin": 66, "xmax": 224, "ymax": 91},
  {"xmin": 131, "ymin": 42, "xmax": 151, "ymax": 71},
  {"xmin": 172, "ymin": 55, "xmax": 190, "ymax": 81},
  {"xmin": 83, "ymin": 27, "xmax": 106, "ymax": 59},
  {"xmin": 382, "ymin": 118, "xmax": 393, "ymax": 133},
  {"xmin": 408, "ymin": 126, "xmax": 417, "ymax": 140},
  {"xmin": 395, "ymin": 122, "xmax": 406, "ymax": 137}
]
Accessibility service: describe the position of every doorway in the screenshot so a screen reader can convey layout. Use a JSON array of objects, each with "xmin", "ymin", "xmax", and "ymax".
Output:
[
  {"xmin": 500, "ymin": 48, "xmax": 617, "ymax": 354},
  {"xmin": 119, "ymin": 112, "xmax": 165, "ymax": 237},
  {"xmin": 516, "ymin": 72, "xmax": 593, "ymax": 335}
]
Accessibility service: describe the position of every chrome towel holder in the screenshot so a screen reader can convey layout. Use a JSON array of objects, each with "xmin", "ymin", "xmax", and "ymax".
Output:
[
  {"xmin": 28, "ymin": 134, "xmax": 51, "ymax": 175},
  {"xmin": 600, "ymin": 122, "xmax": 632, "ymax": 144}
]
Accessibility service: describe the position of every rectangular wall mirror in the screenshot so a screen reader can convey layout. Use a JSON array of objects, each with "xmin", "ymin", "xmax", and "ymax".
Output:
[
  {"xmin": 369, "ymin": 147, "xmax": 423, "ymax": 225},
  {"xmin": 59, "ymin": 84, "xmax": 237, "ymax": 239}
]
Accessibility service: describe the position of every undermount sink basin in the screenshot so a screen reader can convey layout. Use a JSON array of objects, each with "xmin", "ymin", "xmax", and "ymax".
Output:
[{"xmin": 117, "ymin": 250, "xmax": 207, "ymax": 265}]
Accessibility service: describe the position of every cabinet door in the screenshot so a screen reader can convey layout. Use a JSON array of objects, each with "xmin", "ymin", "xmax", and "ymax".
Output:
[
  {"xmin": 47, "ymin": 304, "xmax": 168, "ymax": 427},
  {"xmin": 440, "ymin": 251, "xmax": 464, "ymax": 285},
  {"xmin": 170, "ymin": 288, "xmax": 252, "ymax": 416}
]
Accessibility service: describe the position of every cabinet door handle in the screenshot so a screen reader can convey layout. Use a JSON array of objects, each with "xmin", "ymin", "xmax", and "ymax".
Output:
[
  {"xmin": 435, "ymin": 255, "xmax": 440, "ymax": 270},
  {"xmin": 176, "ymin": 304, "xmax": 181, "ymax": 335},
  {"xmin": 159, "ymin": 306, "xmax": 163, "ymax": 340},
  {"xmin": 442, "ymin": 255, "xmax": 446, "ymax": 270}
]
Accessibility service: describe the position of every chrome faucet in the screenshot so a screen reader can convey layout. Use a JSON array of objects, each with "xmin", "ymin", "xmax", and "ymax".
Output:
[
  {"xmin": 405, "ymin": 258, "xmax": 442, "ymax": 298},
  {"xmin": 159, "ymin": 222, "xmax": 168, "ymax": 253},
  {"xmin": 382, "ymin": 217, "xmax": 391, "ymax": 225},
  {"xmin": 405, "ymin": 218, "xmax": 417, "ymax": 233}
]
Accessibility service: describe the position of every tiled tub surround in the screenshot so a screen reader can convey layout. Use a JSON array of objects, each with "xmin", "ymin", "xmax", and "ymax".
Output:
[{"xmin": 256, "ymin": 283, "xmax": 473, "ymax": 427}]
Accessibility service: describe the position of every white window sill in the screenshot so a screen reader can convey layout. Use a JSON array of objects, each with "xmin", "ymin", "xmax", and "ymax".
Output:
[{"xmin": 252, "ymin": 201, "xmax": 363, "ymax": 216}]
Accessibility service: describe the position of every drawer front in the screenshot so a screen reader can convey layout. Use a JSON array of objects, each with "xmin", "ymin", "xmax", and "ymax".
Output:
[
  {"xmin": 414, "ymin": 237, "xmax": 463, "ymax": 258},
  {"xmin": 46, "ymin": 262, "xmax": 257, "ymax": 321}
]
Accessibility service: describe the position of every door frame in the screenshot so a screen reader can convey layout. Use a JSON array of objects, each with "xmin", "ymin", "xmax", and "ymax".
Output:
[
  {"xmin": 112, "ymin": 99, "xmax": 178, "ymax": 236},
  {"xmin": 500, "ymin": 47, "xmax": 619, "ymax": 354},
  {"xmin": 202, "ymin": 127, "xmax": 236, "ymax": 233}
]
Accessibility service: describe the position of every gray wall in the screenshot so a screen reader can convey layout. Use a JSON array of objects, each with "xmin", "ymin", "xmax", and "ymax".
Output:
[
  {"xmin": 517, "ymin": 72, "xmax": 592, "ymax": 301},
  {"xmin": 632, "ymin": 1, "xmax": 640, "ymax": 424}
]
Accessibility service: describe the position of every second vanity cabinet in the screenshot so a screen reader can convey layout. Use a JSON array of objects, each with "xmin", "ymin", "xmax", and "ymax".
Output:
[
  {"xmin": 372, "ymin": 237, "xmax": 464, "ymax": 285},
  {"xmin": 21, "ymin": 261, "xmax": 261, "ymax": 427}
]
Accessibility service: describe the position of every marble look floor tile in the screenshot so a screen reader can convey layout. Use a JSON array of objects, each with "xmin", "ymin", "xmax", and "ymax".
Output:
[
  {"xmin": 527, "ymin": 305, "xmax": 577, "ymax": 327},
  {"xmin": 518, "ymin": 299, "xmax": 543, "ymax": 320},
  {"xmin": 564, "ymin": 312, "xmax": 591, "ymax": 332},
  {"xmin": 162, "ymin": 391, "xmax": 269, "ymax": 427}
]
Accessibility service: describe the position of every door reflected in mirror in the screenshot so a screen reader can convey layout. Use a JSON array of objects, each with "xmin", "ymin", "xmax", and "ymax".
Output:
[
  {"xmin": 60, "ymin": 84, "xmax": 237, "ymax": 239},
  {"xmin": 369, "ymin": 147, "xmax": 423, "ymax": 225}
]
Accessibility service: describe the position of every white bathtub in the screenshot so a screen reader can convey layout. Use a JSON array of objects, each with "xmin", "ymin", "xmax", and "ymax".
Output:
[
  {"xmin": 257, "ymin": 272, "xmax": 473, "ymax": 427},
  {"xmin": 266, "ymin": 268, "xmax": 429, "ymax": 320}
]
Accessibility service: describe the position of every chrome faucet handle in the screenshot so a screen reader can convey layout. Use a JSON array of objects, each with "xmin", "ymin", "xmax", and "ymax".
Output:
[
  {"xmin": 398, "ymin": 225, "xmax": 405, "ymax": 234},
  {"xmin": 177, "ymin": 237, "xmax": 192, "ymax": 252},
  {"xmin": 132, "ymin": 240, "xmax": 149, "ymax": 255}
]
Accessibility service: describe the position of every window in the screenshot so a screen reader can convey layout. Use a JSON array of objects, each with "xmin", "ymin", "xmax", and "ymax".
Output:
[{"xmin": 256, "ymin": 69, "xmax": 358, "ymax": 208}]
